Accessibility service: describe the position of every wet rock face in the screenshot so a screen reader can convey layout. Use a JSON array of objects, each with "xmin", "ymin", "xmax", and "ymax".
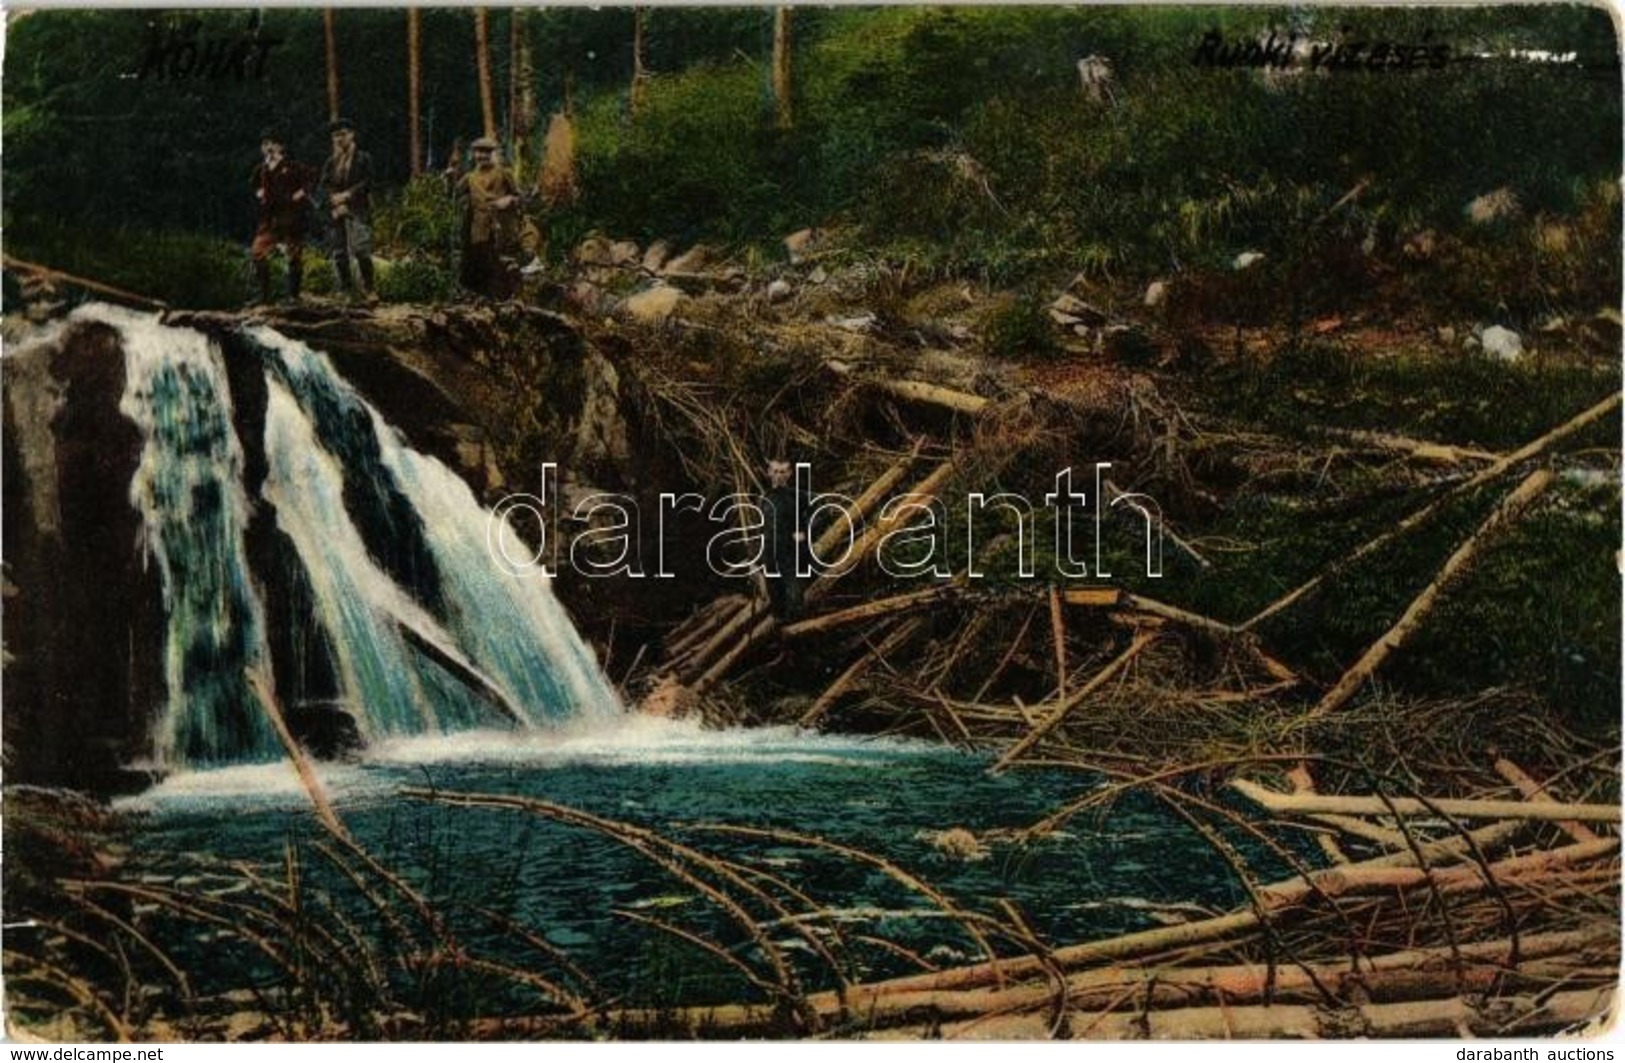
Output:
[
  {"xmin": 3, "ymin": 322, "xmax": 168, "ymax": 793},
  {"xmin": 241, "ymin": 303, "xmax": 638, "ymax": 498},
  {"xmin": 5, "ymin": 303, "xmax": 654, "ymax": 792}
]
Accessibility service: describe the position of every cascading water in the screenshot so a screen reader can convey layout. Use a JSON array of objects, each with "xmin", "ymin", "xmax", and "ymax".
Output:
[
  {"xmin": 99, "ymin": 305, "xmax": 619, "ymax": 770},
  {"xmin": 114, "ymin": 306, "xmax": 282, "ymax": 767},
  {"xmin": 254, "ymin": 330, "xmax": 613, "ymax": 727}
]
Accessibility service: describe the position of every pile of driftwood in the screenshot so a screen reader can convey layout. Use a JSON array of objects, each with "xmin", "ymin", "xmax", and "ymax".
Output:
[
  {"xmin": 643, "ymin": 350, "xmax": 1618, "ymax": 752},
  {"xmin": 617, "ymin": 356, "xmax": 1620, "ymax": 1039}
]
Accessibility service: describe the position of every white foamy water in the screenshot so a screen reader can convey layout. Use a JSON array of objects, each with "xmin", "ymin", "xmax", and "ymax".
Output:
[
  {"xmin": 363, "ymin": 714, "xmax": 937, "ymax": 769},
  {"xmin": 113, "ymin": 758, "xmax": 383, "ymax": 814},
  {"xmin": 119, "ymin": 718, "xmax": 944, "ymax": 815}
]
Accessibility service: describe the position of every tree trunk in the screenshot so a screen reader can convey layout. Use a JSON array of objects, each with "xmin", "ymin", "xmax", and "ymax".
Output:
[
  {"xmin": 474, "ymin": 7, "xmax": 498, "ymax": 140},
  {"xmin": 1308, "ymin": 468, "xmax": 1554, "ymax": 718},
  {"xmin": 323, "ymin": 8, "xmax": 341, "ymax": 122},
  {"xmin": 631, "ymin": 8, "xmax": 650, "ymax": 116},
  {"xmin": 407, "ymin": 9, "xmax": 422, "ymax": 175},
  {"xmin": 771, "ymin": 7, "xmax": 792, "ymax": 130},
  {"xmin": 1245, "ymin": 391, "xmax": 1621, "ymax": 630},
  {"xmin": 508, "ymin": 8, "xmax": 535, "ymax": 181}
]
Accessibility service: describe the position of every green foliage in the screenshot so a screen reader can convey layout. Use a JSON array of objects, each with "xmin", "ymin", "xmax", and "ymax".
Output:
[
  {"xmin": 1216, "ymin": 340, "xmax": 1619, "ymax": 452},
  {"xmin": 576, "ymin": 60, "xmax": 803, "ymax": 244},
  {"xmin": 6, "ymin": 223, "xmax": 252, "ymax": 309},
  {"xmin": 373, "ymin": 175, "xmax": 459, "ymax": 261},
  {"xmin": 3, "ymin": 7, "xmax": 1619, "ymax": 303},
  {"xmin": 1402, "ymin": 481, "xmax": 1622, "ymax": 731},
  {"xmin": 378, "ymin": 257, "xmax": 458, "ymax": 304},
  {"xmin": 979, "ymin": 291, "xmax": 1060, "ymax": 362}
]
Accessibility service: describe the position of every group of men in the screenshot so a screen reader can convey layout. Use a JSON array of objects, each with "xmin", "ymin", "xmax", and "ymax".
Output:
[{"xmin": 250, "ymin": 122, "xmax": 529, "ymax": 305}]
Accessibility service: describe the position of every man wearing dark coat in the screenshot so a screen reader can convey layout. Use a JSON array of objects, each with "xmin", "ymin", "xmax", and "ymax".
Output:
[
  {"xmin": 455, "ymin": 137, "xmax": 523, "ymax": 300},
  {"xmin": 762, "ymin": 459, "xmax": 812, "ymax": 621},
  {"xmin": 319, "ymin": 118, "xmax": 378, "ymax": 302},
  {"xmin": 250, "ymin": 129, "xmax": 315, "ymax": 304}
]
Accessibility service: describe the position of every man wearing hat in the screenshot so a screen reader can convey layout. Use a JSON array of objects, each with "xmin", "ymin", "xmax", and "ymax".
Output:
[
  {"xmin": 249, "ymin": 129, "xmax": 315, "ymax": 304},
  {"xmin": 319, "ymin": 118, "xmax": 378, "ymax": 303},
  {"xmin": 455, "ymin": 136, "xmax": 522, "ymax": 299}
]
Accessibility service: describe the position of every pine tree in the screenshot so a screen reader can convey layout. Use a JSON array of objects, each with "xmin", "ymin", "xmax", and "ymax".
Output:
[
  {"xmin": 772, "ymin": 7, "xmax": 792, "ymax": 130},
  {"xmin": 407, "ymin": 8, "xmax": 422, "ymax": 174},
  {"xmin": 323, "ymin": 8, "xmax": 341, "ymax": 122},
  {"xmin": 474, "ymin": 8, "xmax": 498, "ymax": 139}
]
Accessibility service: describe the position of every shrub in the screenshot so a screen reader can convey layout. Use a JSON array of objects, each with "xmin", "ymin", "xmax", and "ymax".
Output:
[
  {"xmin": 980, "ymin": 290, "xmax": 1059, "ymax": 362},
  {"xmin": 379, "ymin": 256, "xmax": 459, "ymax": 304}
]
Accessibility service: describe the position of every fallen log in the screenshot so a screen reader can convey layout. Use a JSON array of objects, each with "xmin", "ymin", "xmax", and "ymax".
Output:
[
  {"xmin": 669, "ymin": 452, "xmax": 922, "ymax": 681},
  {"xmin": 780, "ymin": 585, "xmax": 962, "ymax": 639},
  {"xmin": 1265, "ymin": 837, "xmax": 1619, "ymax": 904},
  {"xmin": 811, "ymin": 459, "xmax": 959, "ymax": 596},
  {"xmin": 825, "ymin": 360, "xmax": 991, "ymax": 416},
  {"xmin": 1059, "ymin": 587, "xmax": 1122, "ymax": 608},
  {"xmin": 691, "ymin": 615, "xmax": 777, "ymax": 693},
  {"xmin": 1307, "ymin": 469, "xmax": 1554, "ymax": 719},
  {"xmin": 811, "ymin": 446, "xmax": 921, "ymax": 562},
  {"xmin": 663, "ymin": 595, "xmax": 750, "ymax": 659},
  {"xmin": 244, "ymin": 667, "xmax": 350, "ymax": 842},
  {"xmin": 1121, "ymin": 592, "xmax": 1237, "ymax": 637},
  {"xmin": 798, "ymin": 619, "xmax": 921, "ymax": 727},
  {"xmin": 989, "ymin": 630, "xmax": 1159, "ymax": 773},
  {"xmin": 1245, "ymin": 392, "xmax": 1621, "ymax": 630},
  {"xmin": 1048, "ymin": 585, "xmax": 1069, "ymax": 703},
  {"xmin": 1229, "ymin": 779, "xmax": 1620, "ymax": 825},
  {"xmin": 3, "ymin": 255, "xmax": 168, "ymax": 311},
  {"xmin": 795, "ymin": 533, "xmax": 1004, "ymax": 724},
  {"xmin": 915, "ymin": 985, "xmax": 1614, "ymax": 1040},
  {"xmin": 1060, "ymin": 587, "xmax": 1238, "ymax": 637},
  {"xmin": 603, "ymin": 927, "xmax": 1614, "ymax": 1036},
  {"xmin": 673, "ymin": 601, "xmax": 764, "ymax": 684},
  {"xmin": 1494, "ymin": 757, "xmax": 1600, "ymax": 845},
  {"xmin": 865, "ymin": 835, "xmax": 1614, "ymax": 999},
  {"xmin": 1104, "ymin": 478, "xmax": 1211, "ymax": 570},
  {"xmin": 1287, "ymin": 766, "xmax": 1349, "ymax": 864},
  {"xmin": 1302, "ymin": 812, "xmax": 1411, "ymax": 851},
  {"xmin": 1317, "ymin": 426, "xmax": 1500, "ymax": 465},
  {"xmin": 830, "ymin": 928, "xmax": 1613, "ymax": 1031}
]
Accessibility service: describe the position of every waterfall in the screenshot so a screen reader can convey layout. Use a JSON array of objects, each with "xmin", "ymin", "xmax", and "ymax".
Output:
[
  {"xmin": 112, "ymin": 306, "xmax": 281, "ymax": 767},
  {"xmin": 99, "ymin": 305, "xmax": 618, "ymax": 770}
]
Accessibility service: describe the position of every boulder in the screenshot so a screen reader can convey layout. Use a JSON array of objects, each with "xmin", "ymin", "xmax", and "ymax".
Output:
[
  {"xmin": 826, "ymin": 312, "xmax": 876, "ymax": 333},
  {"xmin": 641, "ymin": 240, "xmax": 672, "ymax": 274},
  {"xmin": 783, "ymin": 227, "xmax": 822, "ymax": 263},
  {"xmin": 565, "ymin": 280, "xmax": 610, "ymax": 317},
  {"xmin": 1076, "ymin": 55, "xmax": 1114, "ymax": 103},
  {"xmin": 620, "ymin": 284, "xmax": 684, "ymax": 324},
  {"xmin": 809, "ymin": 265, "xmax": 829, "ymax": 285},
  {"xmin": 1466, "ymin": 188, "xmax": 1521, "ymax": 225},
  {"xmin": 1403, "ymin": 230, "xmax": 1438, "ymax": 261},
  {"xmin": 1233, "ymin": 251, "xmax": 1266, "ymax": 271},
  {"xmin": 608, "ymin": 240, "xmax": 641, "ymax": 267},
  {"xmin": 1144, "ymin": 280, "xmax": 1169, "ymax": 308},
  {"xmin": 574, "ymin": 235, "xmax": 616, "ymax": 267},
  {"xmin": 663, "ymin": 245, "xmax": 714, "ymax": 275},
  {"xmin": 1481, "ymin": 325, "xmax": 1524, "ymax": 362},
  {"xmin": 766, "ymin": 278, "xmax": 793, "ymax": 303},
  {"xmin": 1049, "ymin": 292, "xmax": 1106, "ymax": 325}
]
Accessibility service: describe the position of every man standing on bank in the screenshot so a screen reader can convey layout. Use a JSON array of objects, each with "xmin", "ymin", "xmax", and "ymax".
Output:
[
  {"xmin": 319, "ymin": 118, "xmax": 378, "ymax": 303},
  {"xmin": 250, "ymin": 129, "xmax": 315, "ymax": 304},
  {"xmin": 762, "ymin": 459, "xmax": 813, "ymax": 621},
  {"xmin": 455, "ymin": 137, "xmax": 523, "ymax": 300}
]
